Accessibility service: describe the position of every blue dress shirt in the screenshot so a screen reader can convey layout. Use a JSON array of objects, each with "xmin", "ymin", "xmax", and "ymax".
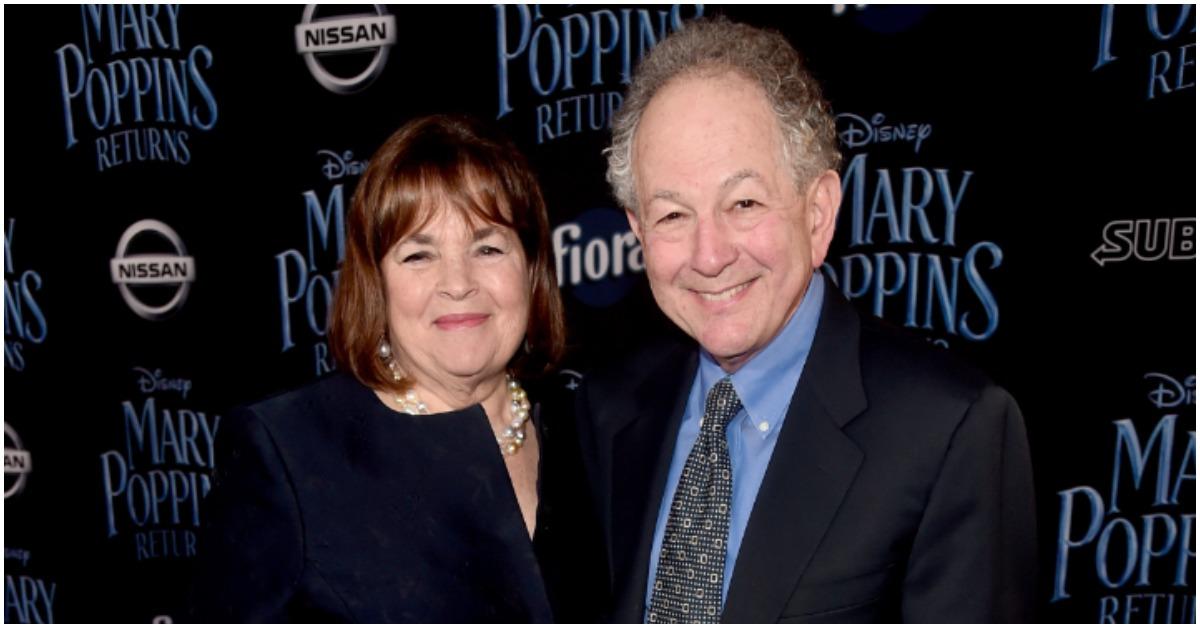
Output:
[{"xmin": 644, "ymin": 273, "xmax": 825, "ymax": 615}]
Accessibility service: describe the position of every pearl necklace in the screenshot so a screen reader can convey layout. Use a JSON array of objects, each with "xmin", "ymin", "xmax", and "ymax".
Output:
[{"xmin": 390, "ymin": 370, "xmax": 533, "ymax": 457}]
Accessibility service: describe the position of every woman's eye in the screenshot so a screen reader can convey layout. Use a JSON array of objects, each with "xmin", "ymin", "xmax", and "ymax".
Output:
[
  {"xmin": 477, "ymin": 245, "xmax": 504, "ymax": 256},
  {"xmin": 402, "ymin": 251, "xmax": 430, "ymax": 263}
]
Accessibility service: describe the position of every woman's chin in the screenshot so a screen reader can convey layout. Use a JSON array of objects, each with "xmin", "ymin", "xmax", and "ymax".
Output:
[{"xmin": 430, "ymin": 359, "xmax": 509, "ymax": 384}]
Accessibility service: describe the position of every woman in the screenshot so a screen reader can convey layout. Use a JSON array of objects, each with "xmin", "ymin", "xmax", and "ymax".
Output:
[{"xmin": 189, "ymin": 115, "xmax": 606, "ymax": 622}]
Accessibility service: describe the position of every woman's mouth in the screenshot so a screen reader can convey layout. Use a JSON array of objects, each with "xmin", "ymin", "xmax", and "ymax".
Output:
[{"xmin": 433, "ymin": 313, "xmax": 490, "ymax": 330}]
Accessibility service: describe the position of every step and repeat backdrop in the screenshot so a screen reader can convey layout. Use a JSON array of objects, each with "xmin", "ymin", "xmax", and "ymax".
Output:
[{"xmin": 3, "ymin": 4, "xmax": 1195, "ymax": 623}]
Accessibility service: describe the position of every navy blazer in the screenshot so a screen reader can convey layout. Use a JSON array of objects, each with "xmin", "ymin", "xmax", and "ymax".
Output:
[
  {"xmin": 189, "ymin": 371, "xmax": 606, "ymax": 622},
  {"xmin": 577, "ymin": 284, "xmax": 1038, "ymax": 622}
]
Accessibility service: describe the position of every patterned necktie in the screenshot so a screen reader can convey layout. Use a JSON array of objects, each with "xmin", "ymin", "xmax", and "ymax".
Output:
[{"xmin": 647, "ymin": 377, "xmax": 743, "ymax": 624}]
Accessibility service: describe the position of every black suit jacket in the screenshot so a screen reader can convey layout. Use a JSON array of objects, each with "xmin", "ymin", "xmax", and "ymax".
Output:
[
  {"xmin": 578, "ymin": 285, "xmax": 1037, "ymax": 623},
  {"xmin": 189, "ymin": 371, "xmax": 606, "ymax": 622}
]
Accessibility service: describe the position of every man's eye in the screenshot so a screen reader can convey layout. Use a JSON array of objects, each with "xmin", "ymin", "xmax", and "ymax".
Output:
[
  {"xmin": 657, "ymin": 211, "xmax": 684, "ymax": 225},
  {"xmin": 733, "ymin": 199, "xmax": 759, "ymax": 209}
]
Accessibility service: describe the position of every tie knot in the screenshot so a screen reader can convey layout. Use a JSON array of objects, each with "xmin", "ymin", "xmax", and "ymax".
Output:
[{"xmin": 703, "ymin": 377, "xmax": 742, "ymax": 433}]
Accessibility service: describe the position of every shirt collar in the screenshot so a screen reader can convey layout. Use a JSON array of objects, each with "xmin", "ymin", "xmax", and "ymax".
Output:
[{"xmin": 697, "ymin": 272, "xmax": 825, "ymax": 439}]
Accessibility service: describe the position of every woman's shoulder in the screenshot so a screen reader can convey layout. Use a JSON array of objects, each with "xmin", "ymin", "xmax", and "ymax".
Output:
[{"xmin": 234, "ymin": 371, "xmax": 370, "ymax": 434}]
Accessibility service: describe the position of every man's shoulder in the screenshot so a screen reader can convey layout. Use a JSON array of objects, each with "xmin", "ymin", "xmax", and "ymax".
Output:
[{"xmin": 856, "ymin": 315, "xmax": 1004, "ymax": 415}]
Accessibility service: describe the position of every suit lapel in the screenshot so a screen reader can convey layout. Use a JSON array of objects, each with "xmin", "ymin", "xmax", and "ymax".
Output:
[
  {"xmin": 722, "ymin": 288, "xmax": 869, "ymax": 623},
  {"xmin": 610, "ymin": 348, "xmax": 698, "ymax": 623}
]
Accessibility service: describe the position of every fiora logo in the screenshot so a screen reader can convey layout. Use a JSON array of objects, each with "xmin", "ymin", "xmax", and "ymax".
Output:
[
  {"xmin": 295, "ymin": 5, "xmax": 396, "ymax": 94},
  {"xmin": 110, "ymin": 220, "xmax": 196, "ymax": 321},
  {"xmin": 552, "ymin": 208, "xmax": 643, "ymax": 307},
  {"xmin": 5, "ymin": 423, "xmax": 31, "ymax": 499}
]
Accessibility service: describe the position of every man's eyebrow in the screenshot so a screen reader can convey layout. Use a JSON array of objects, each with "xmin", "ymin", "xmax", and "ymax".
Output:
[
  {"xmin": 648, "ymin": 170, "xmax": 762, "ymax": 204},
  {"xmin": 721, "ymin": 169, "xmax": 762, "ymax": 192},
  {"xmin": 650, "ymin": 189, "xmax": 683, "ymax": 204}
]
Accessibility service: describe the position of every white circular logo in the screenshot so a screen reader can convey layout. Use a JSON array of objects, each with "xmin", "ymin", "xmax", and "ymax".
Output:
[
  {"xmin": 110, "ymin": 219, "xmax": 196, "ymax": 321},
  {"xmin": 5, "ymin": 423, "xmax": 32, "ymax": 499},
  {"xmin": 295, "ymin": 5, "xmax": 397, "ymax": 94}
]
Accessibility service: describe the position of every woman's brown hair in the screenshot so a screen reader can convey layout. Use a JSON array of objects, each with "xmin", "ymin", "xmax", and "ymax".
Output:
[{"xmin": 329, "ymin": 114, "xmax": 565, "ymax": 394}]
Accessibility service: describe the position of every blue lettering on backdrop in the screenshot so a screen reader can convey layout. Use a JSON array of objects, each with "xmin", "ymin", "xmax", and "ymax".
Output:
[
  {"xmin": 1146, "ymin": 373, "xmax": 1197, "ymax": 409},
  {"xmin": 133, "ymin": 367, "xmax": 193, "ymax": 400},
  {"xmin": 3, "ymin": 219, "xmax": 48, "ymax": 372},
  {"xmin": 99, "ymin": 393, "xmax": 219, "ymax": 561},
  {"xmin": 4, "ymin": 548, "xmax": 31, "ymax": 568},
  {"xmin": 54, "ymin": 5, "xmax": 218, "ymax": 170},
  {"xmin": 4, "ymin": 575, "xmax": 56, "ymax": 624},
  {"xmin": 496, "ymin": 4, "xmax": 703, "ymax": 143},
  {"xmin": 276, "ymin": 186, "xmax": 343, "ymax": 351},
  {"xmin": 823, "ymin": 150, "xmax": 1001, "ymax": 343},
  {"xmin": 837, "ymin": 113, "xmax": 933, "ymax": 154},
  {"xmin": 276, "ymin": 152, "xmax": 359, "ymax": 376},
  {"xmin": 1094, "ymin": 5, "xmax": 1196, "ymax": 100},
  {"xmin": 1097, "ymin": 592, "xmax": 1195, "ymax": 623},
  {"xmin": 1052, "ymin": 373, "xmax": 1196, "ymax": 622},
  {"xmin": 318, "ymin": 150, "xmax": 368, "ymax": 181}
]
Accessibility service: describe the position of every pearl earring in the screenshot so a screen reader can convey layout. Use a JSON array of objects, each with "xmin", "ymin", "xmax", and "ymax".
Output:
[{"xmin": 379, "ymin": 339, "xmax": 402, "ymax": 382}]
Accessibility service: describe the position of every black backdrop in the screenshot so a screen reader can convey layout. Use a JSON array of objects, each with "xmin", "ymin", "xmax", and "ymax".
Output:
[{"xmin": 3, "ymin": 4, "xmax": 1195, "ymax": 623}]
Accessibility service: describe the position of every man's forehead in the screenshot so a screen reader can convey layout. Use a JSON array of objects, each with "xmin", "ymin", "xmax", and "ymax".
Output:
[
  {"xmin": 636, "ymin": 74, "xmax": 776, "ymax": 151},
  {"xmin": 633, "ymin": 76, "xmax": 785, "ymax": 196}
]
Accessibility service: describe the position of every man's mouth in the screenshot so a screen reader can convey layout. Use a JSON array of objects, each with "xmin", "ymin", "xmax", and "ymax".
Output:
[{"xmin": 695, "ymin": 279, "xmax": 754, "ymax": 302}]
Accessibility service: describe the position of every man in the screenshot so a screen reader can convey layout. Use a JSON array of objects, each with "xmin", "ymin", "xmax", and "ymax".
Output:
[{"xmin": 577, "ymin": 18, "xmax": 1036, "ymax": 623}]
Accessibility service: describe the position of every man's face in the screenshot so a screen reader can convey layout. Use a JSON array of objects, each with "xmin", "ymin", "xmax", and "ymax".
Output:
[{"xmin": 629, "ymin": 71, "xmax": 840, "ymax": 372}]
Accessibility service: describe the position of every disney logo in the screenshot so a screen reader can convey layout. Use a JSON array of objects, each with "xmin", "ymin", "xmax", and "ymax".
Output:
[
  {"xmin": 5, "ymin": 548, "xmax": 31, "ymax": 567},
  {"xmin": 837, "ymin": 112, "xmax": 933, "ymax": 154},
  {"xmin": 317, "ymin": 150, "xmax": 368, "ymax": 181},
  {"xmin": 1144, "ymin": 372, "xmax": 1195, "ymax": 409},
  {"xmin": 133, "ymin": 367, "xmax": 192, "ymax": 400}
]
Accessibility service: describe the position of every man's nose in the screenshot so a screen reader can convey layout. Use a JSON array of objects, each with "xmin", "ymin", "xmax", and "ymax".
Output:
[{"xmin": 689, "ymin": 214, "xmax": 737, "ymax": 277}]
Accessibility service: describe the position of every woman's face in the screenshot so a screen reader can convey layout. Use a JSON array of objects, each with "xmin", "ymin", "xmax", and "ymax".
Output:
[{"xmin": 382, "ymin": 207, "xmax": 530, "ymax": 389}]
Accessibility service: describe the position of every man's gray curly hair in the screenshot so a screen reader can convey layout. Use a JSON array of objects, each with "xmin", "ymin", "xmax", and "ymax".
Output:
[{"xmin": 605, "ymin": 17, "xmax": 841, "ymax": 213}]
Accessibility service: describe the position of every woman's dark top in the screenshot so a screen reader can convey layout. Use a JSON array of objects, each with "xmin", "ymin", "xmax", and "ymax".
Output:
[{"xmin": 188, "ymin": 370, "xmax": 607, "ymax": 622}]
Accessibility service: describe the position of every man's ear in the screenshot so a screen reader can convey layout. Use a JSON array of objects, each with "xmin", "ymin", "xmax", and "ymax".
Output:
[
  {"xmin": 625, "ymin": 207, "xmax": 644, "ymax": 243},
  {"xmin": 805, "ymin": 169, "xmax": 842, "ymax": 268}
]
